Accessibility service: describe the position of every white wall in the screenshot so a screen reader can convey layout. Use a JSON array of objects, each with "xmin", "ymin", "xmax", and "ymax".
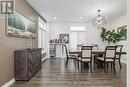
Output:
[
  {"xmin": 49, "ymin": 16, "xmax": 127, "ymax": 63},
  {"xmin": 108, "ymin": 14, "xmax": 127, "ymax": 30},
  {"xmin": 49, "ymin": 22, "xmax": 105, "ymax": 48},
  {"xmin": 108, "ymin": 14, "xmax": 127, "ymax": 63},
  {"xmin": 85, "ymin": 23, "xmax": 106, "ymax": 49},
  {"xmin": 49, "ymin": 22, "xmax": 106, "ymax": 57}
]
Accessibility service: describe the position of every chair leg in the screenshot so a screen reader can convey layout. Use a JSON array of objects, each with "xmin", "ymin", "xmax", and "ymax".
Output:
[
  {"xmin": 104, "ymin": 63, "xmax": 106, "ymax": 74},
  {"xmin": 73, "ymin": 59, "xmax": 75, "ymax": 66},
  {"xmin": 77, "ymin": 60, "xmax": 79, "ymax": 69},
  {"xmin": 111, "ymin": 63, "xmax": 113, "ymax": 70},
  {"xmin": 113, "ymin": 63, "xmax": 116, "ymax": 74},
  {"xmin": 90, "ymin": 63, "xmax": 92, "ymax": 73},
  {"xmin": 74, "ymin": 59, "xmax": 77, "ymax": 68},
  {"xmin": 81, "ymin": 62, "xmax": 83, "ymax": 72},
  {"xmin": 65, "ymin": 59, "xmax": 68, "ymax": 67},
  {"xmin": 119, "ymin": 59, "xmax": 122, "ymax": 68},
  {"xmin": 107, "ymin": 63, "xmax": 108, "ymax": 70}
]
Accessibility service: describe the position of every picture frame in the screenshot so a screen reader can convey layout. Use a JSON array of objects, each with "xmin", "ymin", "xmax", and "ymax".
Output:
[
  {"xmin": 5, "ymin": 8, "xmax": 37, "ymax": 39},
  {"xmin": 117, "ymin": 25, "xmax": 127, "ymax": 40},
  {"xmin": 59, "ymin": 34, "xmax": 69, "ymax": 44}
]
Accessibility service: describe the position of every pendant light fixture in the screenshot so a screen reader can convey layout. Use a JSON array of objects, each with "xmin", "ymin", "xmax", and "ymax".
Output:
[{"xmin": 93, "ymin": 9, "xmax": 108, "ymax": 28}]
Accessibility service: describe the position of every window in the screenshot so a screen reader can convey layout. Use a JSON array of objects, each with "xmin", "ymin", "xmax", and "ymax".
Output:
[
  {"xmin": 38, "ymin": 18, "xmax": 47, "ymax": 54},
  {"xmin": 70, "ymin": 27, "xmax": 86, "ymax": 50}
]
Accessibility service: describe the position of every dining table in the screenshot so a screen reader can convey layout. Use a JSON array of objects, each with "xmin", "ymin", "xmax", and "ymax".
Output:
[
  {"xmin": 69, "ymin": 49, "xmax": 127, "ymax": 55},
  {"xmin": 69, "ymin": 49, "xmax": 126, "ymax": 68}
]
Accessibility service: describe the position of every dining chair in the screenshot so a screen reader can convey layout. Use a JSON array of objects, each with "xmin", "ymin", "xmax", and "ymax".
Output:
[
  {"xmin": 92, "ymin": 44, "xmax": 98, "ymax": 50},
  {"xmin": 77, "ymin": 46, "xmax": 93, "ymax": 73},
  {"xmin": 63, "ymin": 44, "xmax": 78, "ymax": 67},
  {"xmin": 77, "ymin": 44, "xmax": 82, "ymax": 51},
  {"xmin": 97, "ymin": 46, "xmax": 117, "ymax": 74},
  {"xmin": 115, "ymin": 45, "xmax": 123, "ymax": 68}
]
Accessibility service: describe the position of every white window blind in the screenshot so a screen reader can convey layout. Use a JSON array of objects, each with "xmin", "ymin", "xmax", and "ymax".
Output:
[{"xmin": 70, "ymin": 27, "xmax": 86, "ymax": 50}]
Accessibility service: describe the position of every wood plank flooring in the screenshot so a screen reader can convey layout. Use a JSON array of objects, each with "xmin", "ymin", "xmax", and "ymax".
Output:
[{"xmin": 10, "ymin": 58, "xmax": 126, "ymax": 87}]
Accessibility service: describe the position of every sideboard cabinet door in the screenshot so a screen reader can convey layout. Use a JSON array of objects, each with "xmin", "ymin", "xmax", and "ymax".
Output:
[{"xmin": 14, "ymin": 48, "xmax": 42, "ymax": 81}]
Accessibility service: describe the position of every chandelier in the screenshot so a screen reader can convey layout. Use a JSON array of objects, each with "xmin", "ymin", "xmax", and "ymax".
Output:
[{"xmin": 93, "ymin": 9, "xmax": 108, "ymax": 28}]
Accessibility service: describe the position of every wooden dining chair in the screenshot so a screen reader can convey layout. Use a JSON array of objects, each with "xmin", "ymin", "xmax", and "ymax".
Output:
[
  {"xmin": 77, "ymin": 46, "xmax": 93, "ymax": 73},
  {"xmin": 115, "ymin": 45, "xmax": 123, "ymax": 68},
  {"xmin": 97, "ymin": 46, "xmax": 117, "ymax": 74},
  {"xmin": 77, "ymin": 44, "xmax": 82, "ymax": 51},
  {"xmin": 63, "ymin": 44, "xmax": 78, "ymax": 67}
]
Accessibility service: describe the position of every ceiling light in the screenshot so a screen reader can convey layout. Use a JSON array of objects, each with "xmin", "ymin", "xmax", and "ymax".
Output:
[
  {"xmin": 53, "ymin": 17, "xmax": 56, "ymax": 20},
  {"xmin": 93, "ymin": 9, "xmax": 108, "ymax": 28},
  {"xmin": 80, "ymin": 17, "xmax": 83, "ymax": 19},
  {"xmin": 70, "ymin": 27, "xmax": 86, "ymax": 31}
]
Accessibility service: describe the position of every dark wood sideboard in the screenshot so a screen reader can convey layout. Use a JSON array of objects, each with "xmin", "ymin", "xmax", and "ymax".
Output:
[{"xmin": 14, "ymin": 48, "xmax": 42, "ymax": 81}]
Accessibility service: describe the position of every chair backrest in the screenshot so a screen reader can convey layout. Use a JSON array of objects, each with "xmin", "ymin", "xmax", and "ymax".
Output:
[
  {"xmin": 116, "ymin": 45, "xmax": 123, "ymax": 58},
  {"xmin": 81, "ymin": 46, "xmax": 93, "ymax": 60},
  {"xmin": 63, "ymin": 44, "xmax": 69, "ymax": 58},
  {"xmin": 116, "ymin": 45, "xmax": 123, "ymax": 52},
  {"xmin": 77, "ymin": 44, "xmax": 82, "ymax": 51},
  {"xmin": 104, "ymin": 46, "xmax": 117, "ymax": 61},
  {"xmin": 92, "ymin": 44, "xmax": 98, "ymax": 50}
]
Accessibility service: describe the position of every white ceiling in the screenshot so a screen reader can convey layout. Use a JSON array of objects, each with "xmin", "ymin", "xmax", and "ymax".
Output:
[{"xmin": 27, "ymin": 0, "xmax": 126, "ymax": 22}]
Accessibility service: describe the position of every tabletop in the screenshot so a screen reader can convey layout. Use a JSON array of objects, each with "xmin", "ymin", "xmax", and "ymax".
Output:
[{"xmin": 69, "ymin": 49, "xmax": 126, "ymax": 55}]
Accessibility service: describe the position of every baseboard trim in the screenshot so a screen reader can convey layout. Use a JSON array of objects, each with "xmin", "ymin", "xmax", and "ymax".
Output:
[
  {"xmin": 1, "ymin": 78, "xmax": 15, "ymax": 87},
  {"xmin": 41, "ymin": 57, "xmax": 47, "ymax": 61}
]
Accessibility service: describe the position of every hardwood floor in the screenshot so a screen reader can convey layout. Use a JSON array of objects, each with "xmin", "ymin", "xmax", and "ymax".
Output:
[{"xmin": 10, "ymin": 58, "xmax": 126, "ymax": 87}]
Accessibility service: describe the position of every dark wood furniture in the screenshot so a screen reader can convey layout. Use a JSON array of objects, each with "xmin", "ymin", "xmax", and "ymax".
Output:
[
  {"xmin": 97, "ymin": 46, "xmax": 117, "ymax": 74},
  {"xmin": 69, "ymin": 50, "xmax": 126, "ymax": 55},
  {"xmin": 115, "ymin": 45, "xmax": 123, "ymax": 68},
  {"xmin": 77, "ymin": 44, "xmax": 82, "ymax": 50},
  {"xmin": 14, "ymin": 48, "xmax": 42, "ymax": 81},
  {"xmin": 69, "ymin": 49, "xmax": 126, "ymax": 69},
  {"xmin": 77, "ymin": 46, "xmax": 93, "ymax": 73},
  {"xmin": 63, "ymin": 44, "xmax": 78, "ymax": 66}
]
